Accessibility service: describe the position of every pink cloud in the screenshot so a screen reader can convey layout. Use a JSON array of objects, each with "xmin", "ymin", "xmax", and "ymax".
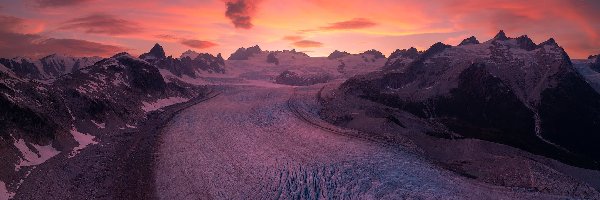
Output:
[
  {"xmin": 180, "ymin": 39, "xmax": 218, "ymax": 49},
  {"xmin": 283, "ymin": 35, "xmax": 303, "ymax": 41},
  {"xmin": 33, "ymin": 0, "xmax": 94, "ymax": 7},
  {"xmin": 0, "ymin": 14, "xmax": 124, "ymax": 58},
  {"xmin": 293, "ymin": 40, "xmax": 323, "ymax": 48},
  {"xmin": 320, "ymin": 18, "xmax": 377, "ymax": 30},
  {"xmin": 60, "ymin": 13, "xmax": 142, "ymax": 35}
]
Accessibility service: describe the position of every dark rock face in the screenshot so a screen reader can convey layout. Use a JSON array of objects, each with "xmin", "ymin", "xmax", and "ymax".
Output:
[
  {"xmin": 360, "ymin": 49, "xmax": 386, "ymax": 59},
  {"xmin": 439, "ymin": 64, "xmax": 535, "ymax": 138},
  {"xmin": 336, "ymin": 31, "xmax": 600, "ymax": 168},
  {"xmin": 228, "ymin": 45, "xmax": 262, "ymax": 60},
  {"xmin": 266, "ymin": 52, "xmax": 279, "ymax": 65},
  {"xmin": 350, "ymin": 64, "xmax": 538, "ymax": 147},
  {"xmin": 492, "ymin": 30, "xmax": 509, "ymax": 41},
  {"xmin": 113, "ymin": 54, "xmax": 167, "ymax": 93},
  {"xmin": 0, "ymin": 58, "xmax": 42, "ymax": 79},
  {"xmin": 538, "ymin": 71, "xmax": 600, "ymax": 160},
  {"xmin": 591, "ymin": 56, "xmax": 600, "ymax": 73},
  {"xmin": 139, "ymin": 43, "xmax": 167, "ymax": 61},
  {"xmin": 0, "ymin": 88, "xmax": 62, "ymax": 142},
  {"xmin": 458, "ymin": 36, "xmax": 480, "ymax": 46},
  {"xmin": 539, "ymin": 38, "xmax": 558, "ymax": 47},
  {"xmin": 327, "ymin": 50, "xmax": 351, "ymax": 59},
  {"xmin": 516, "ymin": 35, "xmax": 537, "ymax": 51},
  {"xmin": 274, "ymin": 70, "xmax": 331, "ymax": 86}
]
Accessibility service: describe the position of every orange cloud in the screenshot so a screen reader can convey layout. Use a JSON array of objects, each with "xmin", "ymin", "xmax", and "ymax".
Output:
[
  {"xmin": 283, "ymin": 35, "xmax": 303, "ymax": 41},
  {"xmin": 320, "ymin": 18, "xmax": 377, "ymax": 30},
  {"xmin": 293, "ymin": 40, "xmax": 323, "ymax": 48}
]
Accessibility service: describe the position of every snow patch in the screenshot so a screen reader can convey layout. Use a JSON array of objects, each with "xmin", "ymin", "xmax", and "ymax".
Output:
[
  {"xmin": 126, "ymin": 124, "xmax": 137, "ymax": 129},
  {"xmin": 68, "ymin": 128, "xmax": 98, "ymax": 158},
  {"xmin": 0, "ymin": 180, "xmax": 14, "ymax": 200},
  {"xmin": 141, "ymin": 97, "xmax": 190, "ymax": 112},
  {"xmin": 13, "ymin": 138, "xmax": 60, "ymax": 171},
  {"xmin": 91, "ymin": 120, "xmax": 105, "ymax": 129}
]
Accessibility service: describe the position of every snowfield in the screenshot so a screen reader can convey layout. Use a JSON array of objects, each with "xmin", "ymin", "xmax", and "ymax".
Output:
[
  {"xmin": 142, "ymin": 97, "xmax": 190, "ymax": 112},
  {"xmin": 13, "ymin": 137, "xmax": 60, "ymax": 171},
  {"xmin": 68, "ymin": 128, "xmax": 98, "ymax": 158},
  {"xmin": 1, "ymin": 181, "xmax": 14, "ymax": 199}
]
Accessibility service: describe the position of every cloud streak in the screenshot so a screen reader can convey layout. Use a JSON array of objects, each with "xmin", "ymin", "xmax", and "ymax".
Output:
[
  {"xmin": 180, "ymin": 39, "xmax": 218, "ymax": 49},
  {"xmin": 60, "ymin": 14, "xmax": 141, "ymax": 35},
  {"xmin": 283, "ymin": 35, "xmax": 303, "ymax": 41},
  {"xmin": 34, "ymin": 0, "xmax": 94, "ymax": 7},
  {"xmin": 293, "ymin": 40, "xmax": 323, "ymax": 48},
  {"xmin": 224, "ymin": 0, "xmax": 261, "ymax": 29},
  {"xmin": 0, "ymin": 14, "xmax": 124, "ymax": 58},
  {"xmin": 320, "ymin": 18, "xmax": 377, "ymax": 30}
]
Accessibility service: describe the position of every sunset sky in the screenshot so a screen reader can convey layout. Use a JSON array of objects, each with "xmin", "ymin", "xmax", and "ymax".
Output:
[{"xmin": 0, "ymin": 0, "xmax": 599, "ymax": 59}]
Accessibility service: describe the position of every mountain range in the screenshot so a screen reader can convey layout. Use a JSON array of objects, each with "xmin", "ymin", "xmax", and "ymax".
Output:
[
  {"xmin": 322, "ymin": 30, "xmax": 600, "ymax": 168},
  {"xmin": 1, "ymin": 32, "xmax": 600, "ymax": 198}
]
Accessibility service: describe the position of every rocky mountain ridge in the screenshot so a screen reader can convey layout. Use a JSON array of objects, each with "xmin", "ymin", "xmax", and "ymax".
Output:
[
  {"xmin": 0, "ymin": 46, "xmax": 212, "ymax": 196},
  {"xmin": 0, "ymin": 54, "xmax": 102, "ymax": 81},
  {"xmin": 328, "ymin": 31, "xmax": 600, "ymax": 168}
]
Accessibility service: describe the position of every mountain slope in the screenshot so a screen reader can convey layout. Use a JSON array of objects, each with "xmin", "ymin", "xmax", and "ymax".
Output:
[
  {"xmin": 334, "ymin": 31, "xmax": 600, "ymax": 168},
  {"xmin": 0, "ymin": 51, "xmax": 210, "ymax": 196}
]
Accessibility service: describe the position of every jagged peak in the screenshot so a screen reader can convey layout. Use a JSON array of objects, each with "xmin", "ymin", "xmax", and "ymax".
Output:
[
  {"xmin": 492, "ymin": 30, "xmax": 509, "ymax": 41},
  {"xmin": 361, "ymin": 49, "xmax": 386, "ymax": 59},
  {"xmin": 228, "ymin": 45, "xmax": 263, "ymax": 60},
  {"xmin": 248, "ymin": 45, "xmax": 261, "ymax": 50},
  {"xmin": 539, "ymin": 38, "xmax": 558, "ymax": 47},
  {"xmin": 430, "ymin": 42, "xmax": 452, "ymax": 49},
  {"xmin": 111, "ymin": 52, "xmax": 131, "ymax": 58},
  {"xmin": 389, "ymin": 47, "xmax": 421, "ymax": 60},
  {"xmin": 515, "ymin": 35, "xmax": 537, "ymax": 51},
  {"xmin": 180, "ymin": 49, "xmax": 200, "ymax": 59},
  {"xmin": 331, "ymin": 50, "xmax": 349, "ymax": 54},
  {"xmin": 11, "ymin": 56, "xmax": 34, "ymax": 62},
  {"xmin": 327, "ymin": 50, "xmax": 351, "ymax": 59},
  {"xmin": 140, "ymin": 43, "xmax": 166, "ymax": 60},
  {"xmin": 417, "ymin": 42, "xmax": 452, "ymax": 60},
  {"xmin": 459, "ymin": 36, "xmax": 480, "ymax": 46},
  {"xmin": 182, "ymin": 49, "xmax": 198, "ymax": 54}
]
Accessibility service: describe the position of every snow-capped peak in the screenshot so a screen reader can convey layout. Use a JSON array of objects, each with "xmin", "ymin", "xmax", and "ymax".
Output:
[
  {"xmin": 492, "ymin": 30, "xmax": 509, "ymax": 41},
  {"xmin": 180, "ymin": 50, "xmax": 200, "ymax": 59}
]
